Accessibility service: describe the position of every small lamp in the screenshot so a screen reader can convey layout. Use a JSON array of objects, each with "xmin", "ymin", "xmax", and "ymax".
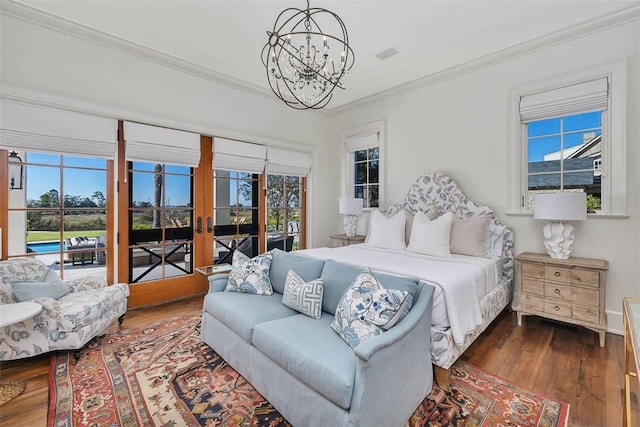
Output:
[
  {"xmin": 8, "ymin": 151, "xmax": 24, "ymax": 190},
  {"xmin": 339, "ymin": 197, "xmax": 363, "ymax": 237},
  {"xmin": 534, "ymin": 192, "xmax": 587, "ymax": 259}
]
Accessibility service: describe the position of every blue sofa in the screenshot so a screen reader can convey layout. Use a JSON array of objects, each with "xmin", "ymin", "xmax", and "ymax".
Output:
[{"xmin": 201, "ymin": 249, "xmax": 435, "ymax": 427}]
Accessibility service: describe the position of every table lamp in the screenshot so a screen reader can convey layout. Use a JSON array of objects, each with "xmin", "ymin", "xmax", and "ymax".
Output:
[
  {"xmin": 534, "ymin": 192, "xmax": 587, "ymax": 259},
  {"xmin": 339, "ymin": 197, "xmax": 363, "ymax": 237}
]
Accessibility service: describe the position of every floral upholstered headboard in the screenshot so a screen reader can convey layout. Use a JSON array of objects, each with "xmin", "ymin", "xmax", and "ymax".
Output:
[{"xmin": 385, "ymin": 172, "xmax": 515, "ymax": 284}]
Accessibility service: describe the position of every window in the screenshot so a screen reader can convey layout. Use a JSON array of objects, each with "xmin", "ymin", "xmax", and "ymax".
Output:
[
  {"xmin": 508, "ymin": 62, "xmax": 627, "ymax": 216},
  {"xmin": 343, "ymin": 120, "xmax": 385, "ymax": 209},
  {"xmin": 527, "ymin": 112, "xmax": 602, "ymax": 210},
  {"xmin": 6, "ymin": 152, "xmax": 109, "ymax": 280}
]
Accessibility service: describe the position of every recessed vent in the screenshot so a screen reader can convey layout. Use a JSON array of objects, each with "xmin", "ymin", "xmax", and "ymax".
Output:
[{"xmin": 376, "ymin": 48, "xmax": 399, "ymax": 60}]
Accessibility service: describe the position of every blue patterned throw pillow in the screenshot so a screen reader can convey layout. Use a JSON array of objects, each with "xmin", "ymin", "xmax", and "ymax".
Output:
[
  {"xmin": 225, "ymin": 251, "xmax": 273, "ymax": 295},
  {"xmin": 331, "ymin": 271, "xmax": 413, "ymax": 349},
  {"xmin": 281, "ymin": 270, "xmax": 324, "ymax": 319}
]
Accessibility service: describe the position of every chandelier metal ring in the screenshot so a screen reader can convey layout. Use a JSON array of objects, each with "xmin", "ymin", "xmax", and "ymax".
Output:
[{"xmin": 262, "ymin": 0, "xmax": 355, "ymax": 110}]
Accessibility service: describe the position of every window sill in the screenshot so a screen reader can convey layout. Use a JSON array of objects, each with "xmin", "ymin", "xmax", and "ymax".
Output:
[{"xmin": 505, "ymin": 211, "xmax": 630, "ymax": 219}]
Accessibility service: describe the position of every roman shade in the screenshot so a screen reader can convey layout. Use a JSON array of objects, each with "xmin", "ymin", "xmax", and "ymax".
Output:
[
  {"xmin": 267, "ymin": 147, "xmax": 311, "ymax": 177},
  {"xmin": 344, "ymin": 132, "xmax": 378, "ymax": 152},
  {"xmin": 0, "ymin": 101, "xmax": 117, "ymax": 159},
  {"xmin": 213, "ymin": 138, "xmax": 266, "ymax": 174},
  {"xmin": 124, "ymin": 122, "xmax": 201, "ymax": 167},
  {"xmin": 519, "ymin": 78, "xmax": 608, "ymax": 122}
]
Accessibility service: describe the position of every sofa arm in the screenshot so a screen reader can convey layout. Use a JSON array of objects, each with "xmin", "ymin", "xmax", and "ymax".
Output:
[
  {"xmin": 208, "ymin": 273, "xmax": 230, "ymax": 293},
  {"xmin": 32, "ymin": 297, "xmax": 61, "ymax": 333},
  {"xmin": 349, "ymin": 282, "xmax": 435, "ymax": 427},
  {"xmin": 65, "ymin": 276, "xmax": 107, "ymax": 292}
]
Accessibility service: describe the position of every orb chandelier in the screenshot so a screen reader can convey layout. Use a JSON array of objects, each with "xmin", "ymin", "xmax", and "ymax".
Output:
[{"xmin": 261, "ymin": 0, "xmax": 355, "ymax": 110}]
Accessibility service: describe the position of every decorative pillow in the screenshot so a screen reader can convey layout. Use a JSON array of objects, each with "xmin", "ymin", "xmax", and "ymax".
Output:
[
  {"xmin": 450, "ymin": 215, "xmax": 491, "ymax": 257},
  {"xmin": 331, "ymin": 271, "xmax": 412, "ymax": 349},
  {"xmin": 11, "ymin": 280, "xmax": 69, "ymax": 301},
  {"xmin": 407, "ymin": 211, "xmax": 454, "ymax": 257},
  {"xmin": 485, "ymin": 221, "xmax": 505, "ymax": 258},
  {"xmin": 281, "ymin": 270, "xmax": 324, "ymax": 319},
  {"xmin": 225, "ymin": 251, "xmax": 273, "ymax": 295},
  {"xmin": 365, "ymin": 210, "xmax": 407, "ymax": 251}
]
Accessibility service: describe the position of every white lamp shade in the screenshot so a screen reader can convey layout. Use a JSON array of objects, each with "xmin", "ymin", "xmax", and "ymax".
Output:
[
  {"xmin": 534, "ymin": 192, "xmax": 587, "ymax": 221},
  {"xmin": 339, "ymin": 198, "xmax": 363, "ymax": 215}
]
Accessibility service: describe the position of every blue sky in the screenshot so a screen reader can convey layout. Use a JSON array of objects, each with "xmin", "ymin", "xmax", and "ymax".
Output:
[
  {"xmin": 25, "ymin": 154, "xmax": 192, "ymax": 206},
  {"xmin": 527, "ymin": 111, "xmax": 601, "ymax": 162}
]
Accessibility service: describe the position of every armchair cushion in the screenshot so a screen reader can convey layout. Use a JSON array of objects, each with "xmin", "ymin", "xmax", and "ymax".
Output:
[
  {"xmin": 57, "ymin": 285, "xmax": 128, "ymax": 331},
  {"xmin": 11, "ymin": 280, "xmax": 70, "ymax": 301}
]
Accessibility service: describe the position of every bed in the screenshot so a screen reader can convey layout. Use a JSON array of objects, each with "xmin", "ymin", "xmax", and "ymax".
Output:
[{"xmin": 299, "ymin": 172, "xmax": 514, "ymax": 388}]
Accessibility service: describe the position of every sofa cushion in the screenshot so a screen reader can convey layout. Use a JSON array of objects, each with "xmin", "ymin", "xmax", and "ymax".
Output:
[
  {"xmin": 56, "ymin": 285, "xmax": 128, "ymax": 331},
  {"xmin": 320, "ymin": 259, "xmax": 420, "ymax": 315},
  {"xmin": 226, "ymin": 251, "xmax": 273, "ymax": 295},
  {"xmin": 331, "ymin": 271, "xmax": 413, "ymax": 349},
  {"xmin": 269, "ymin": 249, "xmax": 325, "ymax": 295},
  {"xmin": 253, "ymin": 314, "xmax": 356, "ymax": 410},
  {"xmin": 203, "ymin": 292, "xmax": 297, "ymax": 343},
  {"xmin": 281, "ymin": 270, "xmax": 324, "ymax": 319}
]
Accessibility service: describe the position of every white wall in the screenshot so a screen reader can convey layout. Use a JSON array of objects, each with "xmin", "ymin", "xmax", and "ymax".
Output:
[
  {"xmin": 0, "ymin": 12, "xmax": 336, "ymax": 248},
  {"xmin": 329, "ymin": 20, "xmax": 640, "ymax": 334}
]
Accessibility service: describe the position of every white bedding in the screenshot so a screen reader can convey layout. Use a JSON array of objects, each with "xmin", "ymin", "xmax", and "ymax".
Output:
[{"xmin": 297, "ymin": 244, "xmax": 501, "ymax": 345}]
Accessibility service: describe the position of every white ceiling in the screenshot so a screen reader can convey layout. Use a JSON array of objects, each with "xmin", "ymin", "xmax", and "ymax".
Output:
[{"xmin": 12, "ymin": 0, "xmax": 640, "ymax": 110}]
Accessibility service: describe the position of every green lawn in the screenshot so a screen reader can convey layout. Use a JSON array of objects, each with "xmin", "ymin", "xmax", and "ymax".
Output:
[{"xmin": 27, "ymin": 230, "xmax": 104, "ymax": 242}]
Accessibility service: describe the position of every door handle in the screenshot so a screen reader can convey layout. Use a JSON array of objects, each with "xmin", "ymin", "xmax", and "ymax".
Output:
[
  {"xmin": 207, "ymin": 217, "xmax": 213, "ymax": 233},
  {"xmin": 196, "ymin": 217, "xmax": 203, "ymax": 234}
]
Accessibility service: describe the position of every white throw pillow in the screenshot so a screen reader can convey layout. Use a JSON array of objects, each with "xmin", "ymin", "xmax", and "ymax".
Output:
[
  {"xmin": 365, "ymin": 210, "xmax": 407, "ymax": 251},
  {"xmin": 407, "ymin": 211, "xmax": 454, "ymax": 257}
]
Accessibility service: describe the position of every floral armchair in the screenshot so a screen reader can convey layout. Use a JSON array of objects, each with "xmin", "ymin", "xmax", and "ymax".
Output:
[{"xmin": 0, "ymin": 257, "xmax": 129, "ymax": 361}]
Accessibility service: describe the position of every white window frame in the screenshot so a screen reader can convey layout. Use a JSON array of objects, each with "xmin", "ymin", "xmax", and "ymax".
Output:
[
  {"xmin": 507, "ymin": 61, "xmax": 627, "ymax": 217},
  {"xmin": 341, "ymin": 120, "xmax": 386, "ymax": 209}
]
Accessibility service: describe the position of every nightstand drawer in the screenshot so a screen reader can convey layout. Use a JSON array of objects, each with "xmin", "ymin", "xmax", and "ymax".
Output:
[
  {"xmin": 571, "ymin": 269, "xmax": 600, "ymax": 288},
  {"xmin": 544, "ymin": 283, "xmax": 571, "ymax": 302},
  {"xmin": 521, "ymin": 262, "xmax": 545, "ymax": 279},
  {"xmin": 522, "ymin": 278, "xmax": 544, "ymax": 295},
  {"xmin": 331, "ymin": 239, "xmax": 350, "ymax": 247},
  {"xmin": 544, "ymin": 300, "xmax": 572, "ymax": 317},
  {"xmin": 544, "ymin": 266, "xmax": 571, "ymax": 283},
  {"xmin": 521, "ymin": 294, "xmax": 544, "ymax": 311},
  {"xmin": 573, "ymin": 286, "xmax": 600, "ymax": 306},
  {"xmin": 573, "ymin": 304, "xmax": 600, "ymax": 324}
]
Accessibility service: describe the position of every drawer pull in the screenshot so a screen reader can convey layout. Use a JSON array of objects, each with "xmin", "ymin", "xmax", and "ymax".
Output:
[
  {"xmin": 554, "ymin": 305, "xmax": 560, "ymax": 311},
  {"xmin": 554, "ymin": 288, "xmax": 561, "ymax": 295},
  {"xmin": 554, "ymin": 271, "xmax": 561, "ymax": 277}
]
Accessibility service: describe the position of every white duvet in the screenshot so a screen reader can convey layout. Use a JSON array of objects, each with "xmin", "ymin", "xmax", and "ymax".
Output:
[{"xmin": 297, "ymin": 244, "xmax": 500, "ymax": 345}]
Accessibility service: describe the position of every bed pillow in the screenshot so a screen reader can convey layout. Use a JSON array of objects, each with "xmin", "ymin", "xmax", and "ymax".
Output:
[
  {"xmin": 365, "ymin": 209, "xmax": 407, "ymax": 251},
  {"xmin": 407, "ymin": 211, "xmax": 454, "ymax": 257},
  {"xmin": 450, "ymin": 216, "xmax": 491, "ymax": 257},
  {"xmin": 331, "ymin": 271, "xmax": 412, "ymax": 349},
  {"xmin": 225, "ymin": 251, "xmax": 273, "ymax": 295},
  {"xmin": 281, "ymin": 270, "xmax": 324, "ymax": 319}
]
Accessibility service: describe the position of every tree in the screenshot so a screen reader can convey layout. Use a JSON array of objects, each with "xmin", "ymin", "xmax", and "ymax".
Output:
[
  {"xmin": 40, "ymin": 189, "xmax": 60, "ymax": 208},
  {"xmin": 92, "ymin": 191, "xmax": 106, "ymax": 207}
]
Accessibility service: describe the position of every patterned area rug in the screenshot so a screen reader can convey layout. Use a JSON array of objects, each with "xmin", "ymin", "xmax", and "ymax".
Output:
[{"xmin": 48, "ymin": 313, "xmax": 569, "ymax": 427}]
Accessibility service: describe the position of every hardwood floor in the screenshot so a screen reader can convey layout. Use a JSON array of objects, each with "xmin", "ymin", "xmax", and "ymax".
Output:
[{"xmin": 0, "ymin": 296, "xmax": 637, "ymax": 426}]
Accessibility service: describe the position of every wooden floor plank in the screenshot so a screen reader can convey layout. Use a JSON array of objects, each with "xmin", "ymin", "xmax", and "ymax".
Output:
[{"xmin": 0, "ymin": 298, "xmax": 637, "ymax": 426}]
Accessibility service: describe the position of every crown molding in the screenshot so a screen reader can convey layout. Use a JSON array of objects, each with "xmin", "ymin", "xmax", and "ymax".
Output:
[
  {"xmin": 0, "ymin": 0, "xmax": 278, "ymax": 103},
  {"xmin": 328, "ymin": 3, "xmax": 640, "ymax": 115}
]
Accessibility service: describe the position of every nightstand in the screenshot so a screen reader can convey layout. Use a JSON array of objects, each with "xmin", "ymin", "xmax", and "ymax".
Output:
[
  {"xmin": 514, "ymin": 252, "xmax": 609, "ymax": 346},
  {"xmin": 329, "ymin": 234, "xmax": 366, "ymax": 248}
]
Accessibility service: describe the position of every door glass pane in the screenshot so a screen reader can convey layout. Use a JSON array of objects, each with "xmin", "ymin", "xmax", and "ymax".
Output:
[{"xmin": 128, "ymin": 161, "xmax": 193, "ymax": 282}]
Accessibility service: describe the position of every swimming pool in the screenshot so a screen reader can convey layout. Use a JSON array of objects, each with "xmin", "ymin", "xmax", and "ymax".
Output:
[{"xmin": 27, "ymin": 241, "xmax": 67, "ymax": 253}]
